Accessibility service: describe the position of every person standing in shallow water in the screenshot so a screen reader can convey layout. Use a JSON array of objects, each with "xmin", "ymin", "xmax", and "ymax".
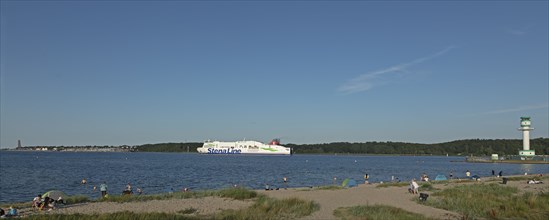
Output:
[{"xmin": 100, "ymin": 182, "xmax": 108, "ymax": 198}]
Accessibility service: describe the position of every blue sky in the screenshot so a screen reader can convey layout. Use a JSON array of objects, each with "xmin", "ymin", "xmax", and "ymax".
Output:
[{"xmin": 1, "ymin": 1, "xmax": 548, "ymax": 148}]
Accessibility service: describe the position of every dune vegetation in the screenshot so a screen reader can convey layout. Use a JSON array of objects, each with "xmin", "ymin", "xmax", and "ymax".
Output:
[{"xmin": 424, "ymin": 183, "xmax": 549, "ymax": 219}]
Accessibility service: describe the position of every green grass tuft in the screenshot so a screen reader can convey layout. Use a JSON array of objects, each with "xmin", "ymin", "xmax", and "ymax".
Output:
[
  {"xmin": 65, "ymin": 195, "xmax": 89, "ymax": 204},
  {"xmin": 216, "ymin": 187, "xmax": 257, "ymax": 200},
  {"xmin": 419, "ymin": 182, "xmax": 438, "ymax": 192},
  {"xmin": 316, "ymin": 185, "xmax": 345, "ymax": 190},
  {"xmin": 98, "ymin": 187, "xmax": 257, "ymax": 203},
  {"xmin": 178, "ymin": 207, "xmax": 198, "ymax": 215},
  {"xmin": 216, "ymin": 195, "xmax": 319, "ymax": 219},
  {"xmin": 334, "ymin": 205, "xmax": 432, "ymax": 220},
  {"xmin": 376, "ymin": 182, "xmax": 409, "ymax": 188}
]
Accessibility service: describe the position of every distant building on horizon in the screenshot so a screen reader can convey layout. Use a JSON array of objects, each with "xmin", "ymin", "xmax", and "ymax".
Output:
[{"xmin": 17, "ymin": 140, "xmax": 22, "ymax": 148}]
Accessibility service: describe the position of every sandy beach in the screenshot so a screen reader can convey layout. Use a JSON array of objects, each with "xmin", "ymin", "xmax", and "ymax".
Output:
[{"xmin": 16, "ymin": 174, "xmax": 548, "ymax": 219}]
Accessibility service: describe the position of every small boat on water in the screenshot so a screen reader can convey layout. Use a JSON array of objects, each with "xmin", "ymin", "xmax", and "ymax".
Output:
[{"xmin": 197, "ymin": 139, "xmax": 291, "ymax": 155}]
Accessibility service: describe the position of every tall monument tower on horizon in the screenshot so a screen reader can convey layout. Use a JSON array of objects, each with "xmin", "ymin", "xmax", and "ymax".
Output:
[
  {"xmin": 17, "ymin": 140, "xmax": 22, "ymax": 148},
  {"xmin": 518, "ymin": 116, "xmax": 535, "ymax": 157}
]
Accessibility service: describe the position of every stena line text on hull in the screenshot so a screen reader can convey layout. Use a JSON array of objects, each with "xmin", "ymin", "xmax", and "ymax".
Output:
[{"xmin": 197, "ymin": 139, "xmax": 291, "ymax": 155}]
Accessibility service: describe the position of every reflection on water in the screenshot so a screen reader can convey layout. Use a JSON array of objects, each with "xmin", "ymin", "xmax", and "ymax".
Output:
[{"xmin": 1, "ymin": 151, "xmax": 547, "ymax": 203}]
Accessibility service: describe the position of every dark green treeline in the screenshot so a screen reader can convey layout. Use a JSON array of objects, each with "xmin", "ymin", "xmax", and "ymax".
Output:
[{"xmin": 136, "ymin": 138, "xmax": 549, "ymax": 156}]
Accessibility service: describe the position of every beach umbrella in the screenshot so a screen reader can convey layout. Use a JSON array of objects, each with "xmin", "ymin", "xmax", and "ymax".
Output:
[
  {"xmin": 341, "ymin": 178, "xmax": 358, "ymax": 188},
  {"xmin": 341, "ymin": 178, "xmax": 349, "ymax": 187},
  {"xmin": 435, "ymin": 175, "xmax": 448, "ymax": 181},
  {"xmin": 42, "ymin": 190, "xmax": 68, "ymax": 200}
]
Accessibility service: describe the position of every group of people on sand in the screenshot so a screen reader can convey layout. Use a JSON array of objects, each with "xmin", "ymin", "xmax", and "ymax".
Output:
[{"xmin": 31, "ymin": 194, "xmax": 64, "ymax": 211}]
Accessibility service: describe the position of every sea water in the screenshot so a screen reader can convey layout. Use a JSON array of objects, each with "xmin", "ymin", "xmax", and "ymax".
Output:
[{"xmin": 0, "ymin": 151, "xmax": 547, "ymax": 203}]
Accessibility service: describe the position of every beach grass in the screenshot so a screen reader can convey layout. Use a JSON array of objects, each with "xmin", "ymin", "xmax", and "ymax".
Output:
[
  {"xmin": 216, "ymin": 195, "xmax": 319, "ymax": 220},
  {"xmin": 24, "ymin": 211, "xmax": 201, "ymax": 220},
  {"xmin": 376, "ymin": 182, "xmax": 408, "ymax": 188},
  {"xmin": 424, "ymin": 183, "xmax": 549, "ymax": 219},
  {"xmin": 99, "ymin": 187, "xmax": 257, "ymax": 203},
  {"xmin": 24, "ymin": 195, "xmax": 318, "ymax": 220},
  {"xmin": 65, "ymin": 195, "xmax": 90, "ymax": 204},
  {"xmin": 419, "ymin": 182, "xmax": 438, "ymax": 191},
  {"xmin": 333, "ymin": 204, "xmax": 432, "ymax": 220},
  {"xmin": 316, "ymin": 185, "xmax": 344, "ymax": 190},
  {"xmin": 178, "ymin": 207, "xmax": 198, "ymax": 215},
  {"xmin": 215, "ymin": 187, "xmax": 257, "ymax": 200}
]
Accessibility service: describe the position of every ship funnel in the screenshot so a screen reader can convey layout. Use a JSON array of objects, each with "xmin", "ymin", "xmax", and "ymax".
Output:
[{"xmin": 270, "ymin": 139, "xmax": 280, "ymax": 145}]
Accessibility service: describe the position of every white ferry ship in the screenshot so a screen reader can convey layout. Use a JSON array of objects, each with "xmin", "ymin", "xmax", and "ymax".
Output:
[{"xmin": 197, "ymin": 139, "xmax": 291, "ymax": 155}]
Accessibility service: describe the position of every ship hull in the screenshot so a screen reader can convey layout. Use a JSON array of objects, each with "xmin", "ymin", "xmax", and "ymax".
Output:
[{"xmin": 196, "ymin": 140, "xmax": 291, "ymax": 155}]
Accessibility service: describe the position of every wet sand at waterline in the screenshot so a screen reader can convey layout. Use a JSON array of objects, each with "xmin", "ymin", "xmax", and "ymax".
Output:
[{"xmin": 16, "ymin": 174, "xmax": 548, "ymax": 219}]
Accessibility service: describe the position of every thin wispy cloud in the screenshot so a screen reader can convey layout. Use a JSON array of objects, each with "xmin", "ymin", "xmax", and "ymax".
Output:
[
  {"xmin": 338, "ymin": 46, "xmax": 456, "ymax": 94},
  {"xmin": 483, "ymin": 103, "xmax": 549, "ymax": 114},
  {"xmin": 505, "ymin": 24, "xmax": 534, "ymax": 36}
]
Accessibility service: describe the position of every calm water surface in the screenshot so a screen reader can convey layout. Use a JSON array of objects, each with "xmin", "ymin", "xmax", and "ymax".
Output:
[{"xmin": 1, "ymin": 151, "xmax": 547, "ymax": 203}]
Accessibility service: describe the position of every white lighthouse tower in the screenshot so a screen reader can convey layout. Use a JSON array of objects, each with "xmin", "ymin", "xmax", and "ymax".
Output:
[{"xmin": 518, "ymin": 116, "xmax": 535, "ymax": 157}]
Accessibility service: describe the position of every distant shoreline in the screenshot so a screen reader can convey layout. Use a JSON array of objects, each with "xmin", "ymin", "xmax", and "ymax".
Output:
[{"xmin": 465, "ymin": 160, "xmax": 549, "ymax": 164}]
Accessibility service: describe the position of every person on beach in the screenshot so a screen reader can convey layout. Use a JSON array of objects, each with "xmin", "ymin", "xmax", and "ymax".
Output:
[
  {"xmin": 498, "ymin": 171, "xmax": 503, "ymax": 177},
  {"xmin": 137, "ymin": 187, "xmax": 143, "ymax": 195},
  {"xmin": 100, "ymin": 182, "xmax": 108, "ymax": 198},
  {"xmin": 364, "ymin": 174, "xmax": 369, "ymax": 184},
  {"xmin": 492, "ymin": 170, "xmax": 495, "ymax": 176},
  {"xmin": 466, "ymin": 170, "xmax": 471, "ymax": 178},
  {"xmin": 411, "ymin": 179, "xmax": 419, "ymax": 194},
  {"xmin": 449, "ymin": 171, "xmax": 453, "ymax": 179},
  {"xmin": 283, "ymin": 177, "xmax": 288, "ymax": 189},
  {"xmin": 81, "ymin": 178, "xmax": 87, "ymax": 184},
  {"xmin": 32, "ymin": 194, "xmax": 42, "ymax": 210},
  {"xmin": 93, "ymin": 185, "xmax": 97, "ymax": 192},
  {"xmin": 56, "ymin": 196, "xmax": 64, "ymax": 205},
  {"xmin": 126, "ymin": 183, "xmax": 132, "ymax": 192},
  {"xmin": 6, "ymin": 206, "xmax": 17, "ymax": 217}
]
